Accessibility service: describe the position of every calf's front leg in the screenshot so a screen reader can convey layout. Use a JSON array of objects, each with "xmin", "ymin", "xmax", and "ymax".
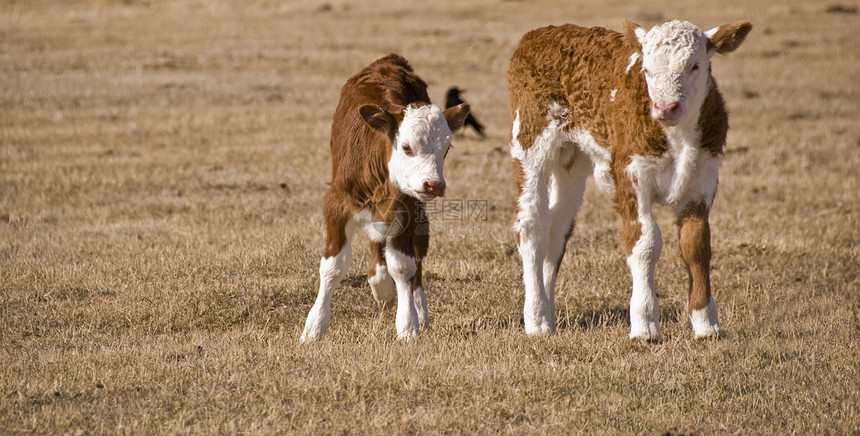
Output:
[
  {"xmin": 616, "ymin": 181, "xmax": 661, "ymax": 341},
  {"xmin": 678, "ymin": 202, "xmax": 721, "ymax": 338},
  {"xmin": 386, "ymin": 234, "xmax": 420, "ymax": 339}
]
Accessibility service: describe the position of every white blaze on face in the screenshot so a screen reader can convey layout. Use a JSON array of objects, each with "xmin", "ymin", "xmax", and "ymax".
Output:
[
  {"xmin": 389, "ymin": 104, "xmax": 452, "ymax": 200},
  {"xmin": 635, "ymin": 20, "xmax": 711, "ymax": 126}
]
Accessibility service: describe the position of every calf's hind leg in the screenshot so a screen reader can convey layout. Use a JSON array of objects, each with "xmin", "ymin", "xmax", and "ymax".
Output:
[
  {"xmin": 367, "ymin": 241, "xmax": 395, "ymax": 309},
  {"xmin": 300, "ymin": 213, "xmax": 355, "ymax": 343},
  {"xmin": 513, "ymin": 155, "xmax": 554, "ymax": 335},
  {"xmin": 542, "ymin": 146, "xmax": 590, "ymax": 307}
]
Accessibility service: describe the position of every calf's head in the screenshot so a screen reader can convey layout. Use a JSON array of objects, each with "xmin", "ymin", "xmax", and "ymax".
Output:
[
  {"xmin": 624, "ymin": 19, "xmax": 752, "ymax": 126},
  {"xmin": 360, "ymin": 102, "xmax": 470, "ymax": 200}
]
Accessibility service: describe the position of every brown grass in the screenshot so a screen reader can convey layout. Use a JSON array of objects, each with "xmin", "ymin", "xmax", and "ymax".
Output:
[{"xmin": 2, "ymin": 0, "xmax": 859, "ymax": 434}]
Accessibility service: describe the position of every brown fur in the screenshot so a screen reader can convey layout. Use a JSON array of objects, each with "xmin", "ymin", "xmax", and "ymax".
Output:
[
  {"xmin": 698, "ymin": 82, "xmax": 729, "ymax": 156},
  {"xmin": 678, "ymin": 202, "xmax": 712, "ymax": 312},
  {"xmin": 707, "ymin": 22, "xmax": 754, "ymax": 55},
  {"xmin": 508, "ymin": 24, "xmax": 670, "ymax": 159}
]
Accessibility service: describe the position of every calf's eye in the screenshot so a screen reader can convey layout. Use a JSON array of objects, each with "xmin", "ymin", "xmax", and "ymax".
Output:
[{"xmin": 402, "ymin": 143, "xmax": 413, "ymax": 155}]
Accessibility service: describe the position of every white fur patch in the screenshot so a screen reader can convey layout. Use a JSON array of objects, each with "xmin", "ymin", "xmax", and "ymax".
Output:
[
  {"xmin": 625, "ymin": 53, "xmax": 640, "ymax": 74},
  {"xmin": 389, "ymin": 104, "xmax": 451, "ymax": 200},
  {"xmin": 634, "ymin": 26, "xmax": 648, "ymax": 45},
  {"xmin": 546, "ymin": 101, "xmax": 569, "ymax": 121},
  {"xmin": 703, "ymin": 26, "xmax": 720, "ymax": 39},
  {"xmin": 679, "ymin": 155, "xmax": 719, "ymax": 212},
  {"xmin": 354, "ymin": 208, "xmax": 389, "ymax": 243},
  {"xmin": 510, "ymin": 110, "xmax": 522, "ymax": 162},
  {"xmin": 625, "ymin": 122, "xmax": 715, "ymax": 209}
]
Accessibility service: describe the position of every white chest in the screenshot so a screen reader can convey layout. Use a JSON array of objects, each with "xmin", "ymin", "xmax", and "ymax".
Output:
[{"xmin": 626, "ymin": 140, "xmax": 719, "ymax": 211}]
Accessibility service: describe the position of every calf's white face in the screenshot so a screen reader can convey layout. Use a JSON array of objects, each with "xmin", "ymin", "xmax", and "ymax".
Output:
[
  {"xmin": 634, "ymin": 21, "xmax": 710, "ymax": 126},
  {"xmin": 628, "ymin": 20, "xmax": 752, "ymax": 127},
  {"xmin": 391, "ymin": 105, "xmax": 453, "ymax": 199},
  {"xmin": 360, "ymin": 103, "xmax": 470, "ymax": 200}
]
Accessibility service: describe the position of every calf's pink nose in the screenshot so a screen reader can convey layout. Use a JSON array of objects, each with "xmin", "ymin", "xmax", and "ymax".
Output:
[
  {"xmin": 654, "ymin": 101, "xmax": 681, "ymax": 119},
  {"xmin": 423, "ymin": 180, "xmax": 446, "ymax": 197}
]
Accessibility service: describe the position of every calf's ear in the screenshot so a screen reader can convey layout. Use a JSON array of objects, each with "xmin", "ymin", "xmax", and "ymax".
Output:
[
  {"xmin": 359, "ymin": 105, "xmax": 399, "ymax": 139},
  {"xmin": 706, "ymin": 22, "xmax": 753, "ymax": 55},
  {"xmin": 622, "ymin": 19, "xmax": 645, "ymax": 48},
  {"xmin": 443, "ymin": 103, "xmax": 470, "ymax": 132}
]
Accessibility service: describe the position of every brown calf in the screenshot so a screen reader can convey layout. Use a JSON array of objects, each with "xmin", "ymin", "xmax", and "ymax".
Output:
[{"xmin": 301, "ymin": 54, "xmax": 469, "ymax": 342}]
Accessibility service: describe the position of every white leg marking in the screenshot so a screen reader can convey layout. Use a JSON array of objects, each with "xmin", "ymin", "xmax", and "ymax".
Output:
[
  {"xmin": 627, "ymin": 211, "xmax": 662, "ymax": 341},
  {"xmin": 691, "ymin": 296, "xmax": 722, "ymax": 338},
  {"xmin": 413, "ymin": 285, "xmax": 429, "ymax": 328},
  {"xmin": 300, "ymin": 246, "xmax": 353, "ymax": 343},
  {"xmin": 368, "ymin": 263, "xmax": 396, "ymax": 307},
  {"xmin": 385, "ymin": 248, "xmax": 419, "ymax": 340}
]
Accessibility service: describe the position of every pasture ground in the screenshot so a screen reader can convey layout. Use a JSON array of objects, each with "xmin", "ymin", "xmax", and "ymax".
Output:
[{"xmin": 2, "ymin": 0, "xmax": 858, "ymax": 434}]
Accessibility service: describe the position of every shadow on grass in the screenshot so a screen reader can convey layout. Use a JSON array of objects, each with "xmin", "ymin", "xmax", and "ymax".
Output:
[
  {"xmin": 557, "ymin": 304, "xmax": 684, "ymax": 332},
  {"xmin": 558, "ymin": 307, "xmax": 630, "ymax": 331}
]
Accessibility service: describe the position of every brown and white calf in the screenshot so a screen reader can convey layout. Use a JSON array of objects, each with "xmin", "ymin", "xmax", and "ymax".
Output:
[
  {"xmin": 300, "ymin": 54, "xmax": 469, "ymax": 342},
  {"xmin": 508, "ymin": 20, "xmax": 751, "ymax": 339}
]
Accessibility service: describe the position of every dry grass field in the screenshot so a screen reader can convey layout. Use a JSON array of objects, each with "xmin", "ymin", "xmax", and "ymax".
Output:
[{"xmin": 2, "ymin": 0, "xmax": 859, "ymax": 434}]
